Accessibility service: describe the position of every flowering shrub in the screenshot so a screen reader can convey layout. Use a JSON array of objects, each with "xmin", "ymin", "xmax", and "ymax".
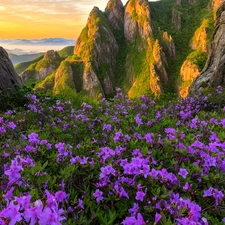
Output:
[{"xmin": 1, "ymin": 88, "xmax": 225, "ymax": 224}]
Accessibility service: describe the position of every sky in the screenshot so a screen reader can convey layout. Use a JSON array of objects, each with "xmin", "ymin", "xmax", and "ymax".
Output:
[{"xmin": 0, "ymin": 0, "xmax": 128, "ymax": 40}]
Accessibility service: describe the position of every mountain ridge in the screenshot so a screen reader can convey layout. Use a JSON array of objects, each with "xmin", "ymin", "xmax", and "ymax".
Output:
[{"xmin": 16, "ymin": 0, "xmax": 224, "ymax": 99}]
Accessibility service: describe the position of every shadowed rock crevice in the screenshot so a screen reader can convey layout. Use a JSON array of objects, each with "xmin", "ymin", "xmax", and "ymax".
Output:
[{"xmin": 70, "ymin": 62, "xmax": 84, "ymax": 93}]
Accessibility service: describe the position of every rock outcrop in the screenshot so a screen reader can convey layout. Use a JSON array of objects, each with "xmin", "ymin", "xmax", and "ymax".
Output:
[
  {"xmin": 211, "ymin": 0, "xmax": 223, "ymax": 11},
  {"xmin": 172, "ymin": 8, "xmax": 181, "ymax": 31},
  {"xmin": 190, "ymin": 19, "xmax": 209, "ymax": 52},
  {"xmin": 20, "ymin": 50, "xmax": 61, "ymax": 83},
  {"xmin": 74, "ymin": 6, "xmax": 119, "ymax": 97},
  {"xmin": 179, "ymin": 60, "xmax": 200, "ymax": 98},
  {"xmin": 176, "ymin": 0, "xmax": 182, "ymax": 5},
  {"xmin": 162, "ymin": 32, "xmax": 176, "ymax": 58},
  {"xmin": 188, "ymin": 0, "xmax": 197, "ymax": 5},
  {"xmin": 105, "ymin": 0, "xmax": 124, "ymax": 30},
  {"xmin": 189, "ymin": 1, "xmax": 225, "ymax": 94},
  {"xmin": 124, "ymin": 0, "xmax": 153, "ymax": 42},
  {"xmin": 0, "ymin": 47, "xmax": 23, "ymax": 94},
  {"xmin": 153, "ymin": 40, "xmax": 169, "ymax": 84}
]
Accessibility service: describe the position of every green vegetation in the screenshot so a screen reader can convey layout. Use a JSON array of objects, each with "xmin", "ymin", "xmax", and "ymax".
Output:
[
  {"xmin": 187, "ymin": 50, "xmax": 208, "ymax": 71},
  {"xmin": 150, "ymin": 0, "xmax": 214, "ymax": 93},
  {"xmin": 14, "ymin": 55, "xmax": 44, "ymax": 74},
  {"xmin": 58, "ymin": 46, "xmax": 74, "ymax": 59},
  {"xmin": 54, "ymin": 60, "xmax": 75, "ymax": 93},
  {"xmin": 2, "ymin": 88, "xmax": 225, "ymax": 224},
  {"xmin": 34, "ymin": 72, "xmax": 56, "ymax": 93}
]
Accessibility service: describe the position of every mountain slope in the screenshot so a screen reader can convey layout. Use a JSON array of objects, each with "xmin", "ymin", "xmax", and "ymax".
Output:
[{"xmin": 18, "ymin": 0, "xmax": 221, "ymax": 99}]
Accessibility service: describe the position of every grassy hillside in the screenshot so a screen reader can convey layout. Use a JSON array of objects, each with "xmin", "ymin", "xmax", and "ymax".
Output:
[
  {"xmin": 58, "ymin": 46, "xmax": 74, "ymax": 59},
  {"xmin": 14, "ymin": 55, "xmax": 44, "ymax": 74},
  {"xmin": 15, "ymin": 46, "xmax": 74, "ymax": 75},
  {"xmin": 9, "ymin": 53, "xmax": 44, "ymax": 66}
]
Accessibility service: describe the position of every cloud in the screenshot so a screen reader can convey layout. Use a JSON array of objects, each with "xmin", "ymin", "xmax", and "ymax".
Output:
[
  {"xmin": 0, "ymin": 6, "xmax": 6, "ymax": 11},
  {"xmin": 0, "ymin": 0, "xmax": 128, "ymax": 39}
]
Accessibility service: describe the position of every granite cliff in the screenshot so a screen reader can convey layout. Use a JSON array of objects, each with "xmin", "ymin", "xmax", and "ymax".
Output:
[
  {"xmin": 189, "ymin": 1, "xmax": 225, "ymax": 94},
  {"xmin": 0, "ymin": 47, "xmax": 23, "ymax": 94}
]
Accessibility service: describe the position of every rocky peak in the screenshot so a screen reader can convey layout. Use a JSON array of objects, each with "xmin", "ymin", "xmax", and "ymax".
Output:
[
  {"xmin": 44, "ymin": 50, "xmax": 60, "ymax": 61},
  {"xmin": 105, "ymin": 0, "xmax": 124, "ymax": 30},
  {"xmin": 176, "ymin": 0, "xmax": 182, "ymax": 5},
  {"xmin": 190, "ymin": 19, "xmax": 209, "ymax": 52},
  {"xmin": 188, "ymin": 0, "xmax": 197, "ymax": 5},
  {"xmin": 172, "ymin": 8, "xmax": 181, "ymax": 31},
  {"xmin": 153, "ymin": 40, "xmax": 169, "ymax": 84},
  {"xmin": 124, "ymin": 0, "xmax": 153, "ymax": 42},
  {"xmin": 74, "ymin": 6, "xmax": 119, "ymax": 97},
  {"xmin": 189, "ymin": 1, "xmax": 225, "ymax": 94},
  {"xmin": 162, "ymin": 32, "xmax": 176, "ymax": 58},
  {"xmin": 20, "ymin": 50, "xmax": 61, "ymax": 83},
  {"xmin": 0, "ymin": 47, "xmax": 23, "ymax": 94}
]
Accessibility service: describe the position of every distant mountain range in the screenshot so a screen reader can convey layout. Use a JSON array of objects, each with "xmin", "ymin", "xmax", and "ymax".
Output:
[
  {"xmin": 0, "ymin": 38, "xmax": 75, "ymax": 46},
  {"xmin": 9, "ymin": 52, "xmax": 44, "ymax": 66},
  {"xmin": 0, "ymin": 38, "xmax": 76, "ymax": 65}
]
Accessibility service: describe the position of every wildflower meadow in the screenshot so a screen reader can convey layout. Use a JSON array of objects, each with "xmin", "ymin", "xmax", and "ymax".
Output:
[{"xmin": 1, "ymin": 88, "xmax": 225, "ymax": 224}]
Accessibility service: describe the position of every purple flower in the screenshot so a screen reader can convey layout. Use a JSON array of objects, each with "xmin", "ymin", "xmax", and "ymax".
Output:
[
  {"xmin": 122, "ymin": 213, "xmax": 145, "ymax": 225},
  {"xmin": 122, "ymin": 216, "xmax": 136, "ymax": 225},
  {"xmin": 183, "ymin": 182, "xmax": 191, "ymax": 191},
  {"xmin": 4, "ymin": 164, "xmax": 23, "ymax": 183},
  {"xmin": 136, "ymin": 213, "xmax": 145, "ymax": 225},
  {"xmin": 78, "ymin": 199, "xmax": 84, "ymax": 209},
  {"xmin": 93, "ymin": 189, "xmax": 103, "ymax": 202},
  {"xmin": 144, "ymin": 133, "xmax": 154, "ymax": 145},
  {"xmin": 24, "ymin": 200, "xmax": 43, "ymax": 225},
  {"xmin": 103, "ymin": 124, "xmax": 112, "ymax": 132},
  {"xmin": 0, "ymin": 200, "xmax": 23, "ymax": 225},
  {"xmin": 100, "ymin": 164, "xmax": 115, "ymax": 178},
  {"xmin": 203, "ymin": 187, "xmax": 213, "ymax": 197},
  {"xmin": 221, "ymin": 119, "xmax": 225, "ymax": 127},
  {"xmin": 128, "ymin": 203, "xmax": 139, "ymax": 216},
  {"xmin": 3, "ymin": 187, "xmax": 14, "ymax": 204},
  {"xmin": 0, "ymin": 127, "xmax": 6, "ymax": 134},
  {"xmin": 135, "ymin": 114, "xmax": 143, "ymax": 126},
  {"xmin": 154, "ymin": 213, "xmax": 162, "ymax": 224},
  {"xmin": 135, "ymin": 191, "xmax": 145, "ymax": 201},
  {"xmin": 178, "ymin": 168, "xmax": 188, "ymax": 179},
  {"xmin": 55, "ymin": 142, "xmax": 68, "ymax": 157},
  {"xmin": 28, "ymin": 132, "xmax": 39, "ymax": 144},
  {"xmin": 38, "ymin": 206, "xmax": 65, "ymax": 225},
  {"xmin": 7, "ymin": 122, "xmax": 16, "ymax": 130},
  {"xmin": 114, "ymin": 132, "xmax": 122, "ymax": 142},
  {"xmin": 55, "ymin": 191, "xmax": 68, "ymax": 202}
]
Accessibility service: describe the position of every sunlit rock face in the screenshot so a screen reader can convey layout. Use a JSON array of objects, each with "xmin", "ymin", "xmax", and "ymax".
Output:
[
  {"xmin": 74, "ymin": 6, "xmax": 119, "ymax": 97},
  {"xmin": 105, "ymin": 0, "xmax": 124, "ymax": 30},
  {"xmin": 179, "ymin": 60, "xmax": 200, "ymax": 98},
  {"xmin": 189, "ymin": 1, "xmax": 225, "ymax": 94},
  {"xmin": 0, "ymin": 47, "xmax": 23, "ymax": 94},
  {"xmin": 124, "ymin": 0, "xmax": 153, "ymax": 42}
]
